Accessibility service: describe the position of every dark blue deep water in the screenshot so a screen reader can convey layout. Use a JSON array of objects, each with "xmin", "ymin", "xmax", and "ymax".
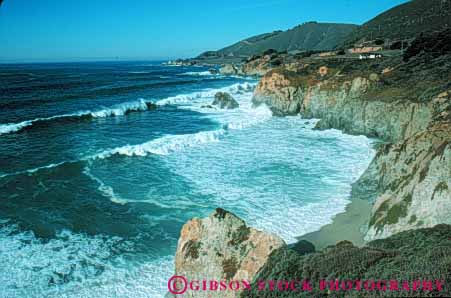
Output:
[{"xmin": 0, "ymin": 62, "xmax": 374, "ymax": 297}]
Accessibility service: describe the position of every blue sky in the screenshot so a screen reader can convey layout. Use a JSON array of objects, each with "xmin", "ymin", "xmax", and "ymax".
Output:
[{"xmin": 0, "ymin": 0, "xmax": 409, "ymax": 62}]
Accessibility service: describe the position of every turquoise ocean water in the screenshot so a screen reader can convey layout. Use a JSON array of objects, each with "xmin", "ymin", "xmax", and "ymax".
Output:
[{"xmin": 0, "ymin": 62, "xmax": 374, "ymax": 297}]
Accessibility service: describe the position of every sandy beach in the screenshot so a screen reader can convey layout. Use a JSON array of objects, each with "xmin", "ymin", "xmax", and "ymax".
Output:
[{"xmin": 298, "ymin": 197, "xmax": 372, "ymax": 249}]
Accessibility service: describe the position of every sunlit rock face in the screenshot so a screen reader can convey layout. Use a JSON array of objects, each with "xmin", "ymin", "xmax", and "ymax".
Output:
[
  {"xmin": 252, "ymin": 62, "xmax": 451, "ymax": 240},
  {"xmin": 173, "ymin": 208, "xmax": 285, "ymax": 298}
]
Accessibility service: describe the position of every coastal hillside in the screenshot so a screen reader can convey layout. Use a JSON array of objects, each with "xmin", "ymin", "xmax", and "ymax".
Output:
[
  {"xmin": 171, "ymin": 29, "xmax": 451, "ymax": 298},
  {"xmin": 251, "ymin": 29, "xmax": 451, "ymax": 240},
  {"xmin": 196, "ymin": 22, "xmax": 357, "ymax": 61},
  {"xmin": 341, "ymin": 0, "xmax": 451, "ymax": 47}
]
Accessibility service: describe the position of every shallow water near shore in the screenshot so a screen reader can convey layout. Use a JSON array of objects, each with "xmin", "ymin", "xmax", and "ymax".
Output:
[{"xmin": 0, "ymin": 62, "xmax": 375, "ymax": 297}]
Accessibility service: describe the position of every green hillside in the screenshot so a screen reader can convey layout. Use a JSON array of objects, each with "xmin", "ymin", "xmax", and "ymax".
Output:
[
  {"xmin": 197, "ymin": 22, "xmax": 357, "ymax": 60},
  {"xmin": 341, "ymin": 0, "xmax": 451, "ymax": 47}
]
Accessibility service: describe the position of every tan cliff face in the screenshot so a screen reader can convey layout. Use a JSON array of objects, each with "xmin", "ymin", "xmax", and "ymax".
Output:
[
  {"xmin": 252, "ymin": 66, "xmax": 451, "ymax": 241},
  {"xmin": 365, "ymin": 122, "xmax": 451, "ymax": 240},
  {"xmin": 253, "ymin": 69, "xmax": 440, "ymax": 142},
  {"xmin": 253, "ymin": 70, "xmax": 311, "ymax": 116},
  {"xmin": 241, "ymin": 55, "xmax": 274, "ymax": 76},
  {"xmin": 363, "ymin": 92, "xmax": 451, "ymax": 239},
  {"xmin": 219, "ymin": 54, "xmax": 288, "ymax": 77},
  {"xmin": 173, "ymin": 208, "xmax": 285, "ymax": 298}
]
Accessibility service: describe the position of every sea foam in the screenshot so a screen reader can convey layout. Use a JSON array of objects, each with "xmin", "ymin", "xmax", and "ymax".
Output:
[
  {"xmin": 156, "ymin": 82, "xmax": 256, "ymax": 106},
  {"xmin": 0, "ymin": 81, "xmax": 267, "ymax": 179},
  {"xmin": 178, "ymin": 71, "xmax": 215, "ymax": 76},
  {"xmin": 0, "ymin": 82, "xmax": 256, "ymax": 136},
  {"xmin": 95, "ymin": 129, "xmax": 226, "ymax": 159},
  {"xmin": 0, "ymin": 224, "xmax": 173, "ymax": 298}
]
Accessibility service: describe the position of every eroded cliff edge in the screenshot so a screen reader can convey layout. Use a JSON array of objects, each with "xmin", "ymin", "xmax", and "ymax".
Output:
[
  {"xmin": 170, "ymin": 31, "xmax": 450, "ymax": 298},
  {"xmin": 252, "ymin": 31, "xmax": 451, "ymax": 241}
]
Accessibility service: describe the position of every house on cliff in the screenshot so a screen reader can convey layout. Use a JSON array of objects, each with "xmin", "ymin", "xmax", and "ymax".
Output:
[{"xmin": 359, "ymin": 53, "xmax": 383, "ymax": 59}]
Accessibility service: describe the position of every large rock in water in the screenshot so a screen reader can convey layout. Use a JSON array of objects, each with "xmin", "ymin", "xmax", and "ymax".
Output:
[
  {"xmin": 219, "ymin": 64, "xmax": 242, "ymax": 75},
  {"xmin": 173, "ymin": 208, "xmax": 285, "ymax": 298},
  {"xmin": 212, "ymin": 92, "xmax": 239, "ymax": 109}
]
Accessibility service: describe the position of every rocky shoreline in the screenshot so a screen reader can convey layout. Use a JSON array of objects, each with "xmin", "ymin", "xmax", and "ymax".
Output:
[
  {"xmin": 251, "ymin": 52, "xmax": 451, "ymax": 241},
  {"xmin": 169, "ymin": 30, "xmax": 451, "ymax": 297}
]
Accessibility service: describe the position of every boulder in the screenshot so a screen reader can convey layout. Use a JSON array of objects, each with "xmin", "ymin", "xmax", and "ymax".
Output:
[
  {"xmin": 212, "ymin": 92, "xmax": 239, "ymax": 109},
  {"xmin": 173, "ymin": 208, "xmax": 285, "ymax": 298},
  {"xmin": 219, "ymin": 64, "xmax": 240, "ymax": 75}
]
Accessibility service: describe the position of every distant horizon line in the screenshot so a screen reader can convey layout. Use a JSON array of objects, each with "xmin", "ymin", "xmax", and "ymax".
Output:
[
  {"xmin": 0, "ymin": 20, "xmax": 360, "ymax": 64},
  {"xmin": 0, "ymin": 57, "xmax": 176, "ymax": 64}
]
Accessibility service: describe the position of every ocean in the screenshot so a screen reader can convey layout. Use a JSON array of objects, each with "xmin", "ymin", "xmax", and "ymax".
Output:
[{"xmin": 0, "ymin": 61, "xmax": 375, "ymax": 297}]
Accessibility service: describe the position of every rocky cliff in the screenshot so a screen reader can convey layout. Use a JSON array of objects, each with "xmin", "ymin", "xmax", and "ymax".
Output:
[
  {"xmin": 252, "ymin": 31, "xmax": 451, "ymax": 240},
  {"xmin": 172, "ymin": 208, "xmax": 285, "ymax": 298},
  {"xmin": 170, "ymin": 31, "xmax": 450, "ymax": 298},
  {"xmin": 172, "ymin": 211, "xmax": 451, "ymax": 298}
]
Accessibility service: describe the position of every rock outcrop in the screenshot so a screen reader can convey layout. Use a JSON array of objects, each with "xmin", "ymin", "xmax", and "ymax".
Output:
[
  {"xmin": 252, "ymin": 33, "xmax": 451, "ymax": 240},
  {"xmin": 241, "ymin": 55, "xmax": 274, "ymax": 76},
  {"xmin": 212, "ymin": 92, "xmax": 239, "ymax": 109},
  {"xmin": 253, "ymin": 70, "xmax": 439, "ymax": 141},
  {"xmin": 363, "ymin": 121, "xmax": 451, "ymax": 240},
  {"xmin": 173, "ymin": 208, "xmax": 285, "ymax": 298},
  {"xmin": 219, "ymin": 64, "xmax": 242, "ymax": 75}
]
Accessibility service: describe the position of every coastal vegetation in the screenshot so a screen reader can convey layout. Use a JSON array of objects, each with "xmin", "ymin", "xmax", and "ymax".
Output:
[{"xmin": 242, "ymin": 225, "xmax": 451, "ymax": 297}]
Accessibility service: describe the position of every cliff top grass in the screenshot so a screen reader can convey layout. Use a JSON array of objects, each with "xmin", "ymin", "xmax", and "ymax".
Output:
[
  {"xmin": 262, "ymin": 29, "xmax": 451, "ymax": 104},
  {"xmin": 341, "ymin": 0, "xmax": 451, "ymax": 48},
  {"xmin": 241, "ymin": 224, "xmax": 451, "ymax": 298}
]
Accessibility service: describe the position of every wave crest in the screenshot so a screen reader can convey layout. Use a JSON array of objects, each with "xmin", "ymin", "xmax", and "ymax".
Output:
[
  {"xmin": 179, "ymin": 71, "xmax": 215, "ymax": 76},
  {"xmin": 156, "ymin": 82, "xmax": 256, "ymax": 106},
  {"xmin": 0, "ymin": 82, "xmax": 256, "ymax": 136},
  {"xmin": 0, "ymin": 98, "xmax": 152, "ymax": 135},
  {"xmin": 95, "ymin": 129, "xmax": 226, "ymax": 159}
]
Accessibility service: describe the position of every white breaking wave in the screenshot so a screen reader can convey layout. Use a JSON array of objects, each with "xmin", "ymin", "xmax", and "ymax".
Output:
[
  {"xmin": 0, "ymin": 120, "xmax": 34, "ymax": 135},
  {"xmin": 0, "ymin": 104, "xmax": 272, "ymax": 178},
  {"xmin": 95, "ymin": 129, "xmax": 226, "ymax": 159},
  {"xmin": 0, "ymin": 82, "xmax": 257, "ymax": 136},
  {"xmin": 87, "ymin": 98, "xmax": 149, "ymax": 118},
  {"xmin": 0, "ymin": 98, "xmax": 151, "ymax": 135},
  {"xmin": 94, "ymin": 86, "xmax": 272, "ymax": 160},
  {"xmin": 156, "ymin": 82, "xmax": 257, "ymax": 106},
  {"xmin": 0, "ymin": 80, "xmax": 269, "ymax": 178},
  {"xmin": 179, "ymin": 71, "xmax": 215, "ymax": 76},
  {"xmin": 0, "ymin": 225, "xmax": 174, "ymax": 298}
]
